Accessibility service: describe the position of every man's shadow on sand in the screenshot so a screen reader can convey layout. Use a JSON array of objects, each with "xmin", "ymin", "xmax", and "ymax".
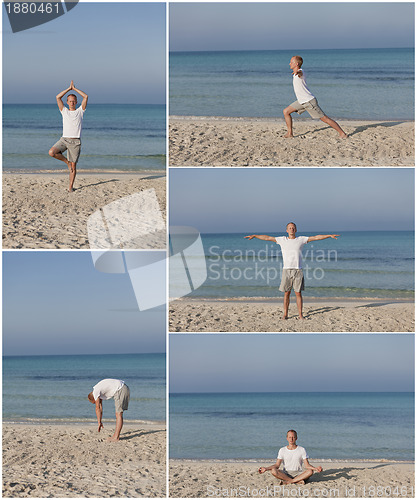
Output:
[
  {"xmin": 308, "ymin": 464, "xmax": 392, "ymax": 482},
  {"xmin": 119, "ymin": 429, "xmax": 165, "ymax": 441},
  {"xmin": 297, "ymin": 121, "xmax": 405, "ymax": 138},
  {"xmin": 74, "ymin": 179, "xmax": 119, "ymax": 191}
]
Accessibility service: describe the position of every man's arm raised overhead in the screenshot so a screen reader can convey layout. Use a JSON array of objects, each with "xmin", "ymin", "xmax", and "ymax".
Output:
[
  {"xmin": 56, "ymin": 83, "xmax": 72, "ymax": 111},
  {"xmin": 71, "ymin": 80, "xmax": 88, "ymax": 110},
  {"xmin": 245, "ymin": 234, "xmax": 276, "ymax": 242}
]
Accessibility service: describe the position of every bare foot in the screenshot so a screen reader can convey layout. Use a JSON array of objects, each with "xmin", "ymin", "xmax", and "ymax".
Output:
[
  {"xmin": 339, "ymin": 133, "xmax": 348, "ymax": 139},
  {"xmin": 298, "ymin": 316, "xmax": 306, "ymax": 320},
  {"xmin": 282, "ymin": 315, "xmax": 288, "ymax": 320},
  {"xmin": 284, "ymin": 132, "xmax": 293, "ymax": 138},
  {"xmin": 106, "ymin": 436, "xmax": 120, "ymax": 442},
  {"xmin": 295, "ymin": 480, "xmax": 305, "ymax": 485}
]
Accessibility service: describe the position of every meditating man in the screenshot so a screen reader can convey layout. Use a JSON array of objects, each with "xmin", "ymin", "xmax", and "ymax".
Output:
[
  {"xmin": 283, "ymin": 55, "xmax": 348, "ymax": 139},
  {"xmin": 49, "ymin": 80, "xmax": 88, "ymax": 192},
  {"xmin": 258, "ymin": 429, "xmax": 323, "ymax": 484},
  {"xmin": 88, "ymin": 378, "xmax": 130, "ymax": 442},
  {"xmin": 245, "ymin": 223, "xmax": 339, "ymax": 319}
]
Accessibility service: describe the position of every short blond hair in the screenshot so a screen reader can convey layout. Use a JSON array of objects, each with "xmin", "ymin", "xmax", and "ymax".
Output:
[{"xmin": 293, "ymin": 56, "xmax": 303, "ymax": 67}]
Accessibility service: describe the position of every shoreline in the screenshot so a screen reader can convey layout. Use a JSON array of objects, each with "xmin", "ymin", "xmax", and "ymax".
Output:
[
  {"xmin": 169, "ymin": 298, "xmax": 414, "ymax": 332},
  {"xmin": 171, "ymin": 115, "xmax": 414, "ymax": 123},
  {"xmin": 3, "ymin": 169, "xmax": 165, "ymax": 175},
  {"xmin": 3, "ymin": 422, "xmax": 166, "ymax": 497},
  {"xmin": 169, "ymin": 118, "xmax": 414, "ymax": 166},
  {"xmin": 3, "ymin": 172, "xmax": 166, "ymax": 249}
]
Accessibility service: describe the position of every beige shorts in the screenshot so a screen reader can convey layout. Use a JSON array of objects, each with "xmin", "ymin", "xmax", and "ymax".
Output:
[
  {"xmin": 113, "ymin": 384, "xmax": 130, "ymax": 413},
  {"xmin": 279, "ymin": 269, "xmax": 305, "ymax": 292},
  {"xmin": 52, "ymin": 137, "xmax": 81, "ymax": 163},
  {"xmin": 290, "ymin": 98, "xmax": 325, "ymax": 119},
  {"xmin": 285, "ymin": 471, "xmax": 310, "ymax": 483}
]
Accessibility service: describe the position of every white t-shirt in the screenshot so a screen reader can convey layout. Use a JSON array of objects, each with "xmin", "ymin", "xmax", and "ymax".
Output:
[
  {"xmin": 292, "ymin": 70, "xmax": 315, "ymax": 104},
  {"xmin": 92, "ymin": 379, "xmax": 124, "ymax": 400},
  {"xmin": 277, "ymin": 445, "xmax": 309, "ymax": 472},
  {"xmin": 275, "ymin": 236, "xmax": 309, "ymax": 269},
  {"xmin": 61, "ymin": 106, "xmax": 85, "ymax": 138}
]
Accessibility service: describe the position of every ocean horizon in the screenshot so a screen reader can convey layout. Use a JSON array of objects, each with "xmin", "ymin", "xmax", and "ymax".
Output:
[
  {"xmin": 3, "ymin": 353, "xmax": 166, "ymax": 424},
  {"xmin": 3, "ymin": 103, "xmax": 166, "ymax": 172},
  {"xmin": 169, "ymin": 392, "xmax": 414, "ymax": 461},
  {"xmin": 170, "ymin": 231, "xmax": 414, "ymax": 300},
  {"xmin": 170, "ymin": 47, "xmax": 414, "ymax": 120}
]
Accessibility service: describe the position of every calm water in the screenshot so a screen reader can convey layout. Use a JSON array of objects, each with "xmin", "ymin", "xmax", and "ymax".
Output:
[
  {"xmin": 3, "ymin": 353, "xmax": 166, "ymax": 423},
  {"xmin": 170, "ymin": 48, "xmax": 414, "ymax": 119},
  {"xmin": 170, "ymin": 231, "xmax": 414, "ymax": 300},
  {"xmin": 170, "ymin": 392, "xmax": 414, "ymax": 461},
  {"xmin": 3, "ymin": 104, "xmax": 166, "ymax": 171}
]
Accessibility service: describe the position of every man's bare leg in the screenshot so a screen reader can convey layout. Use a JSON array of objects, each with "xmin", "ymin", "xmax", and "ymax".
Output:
[
  {"xmin": 283, "ymin": 291, "xmax": 291, "ymax": 319},
  {"xmin": 107, "ymin": 411, "xmax": 123, "ymax": 442},
  {"xmin": 49, "ymin": 147, "xmax": 69, "ymax": 166},
  {"xmin": 286, "ymin": 469, "xmax": 313, "ymax": 484},
  {"xmin": 320, "ymin": 115, "xmax": 348, "ymax": 138},
  {"xmin": 68, "ymin": 162, "xmax": 76, "ymax": 192},
  {"xmin": 270, "ymin": 465, "xmax": 294, "ymax": 483},
  {"xmin": 295, "ymin": 291, "xmax": 304, "ymax": 319},
  {"xmin": 283, "ymin": 106, "xmax": 297, "ymax": 138}
]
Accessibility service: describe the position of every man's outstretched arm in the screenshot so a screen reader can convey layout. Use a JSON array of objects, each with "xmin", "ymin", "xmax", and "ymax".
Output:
[
  {"xmin": 71, "ymin": 80, "xmax": 88, "ymax": 110},
  {"xmin": 303, "ymin": 458, "xmax": 323, "ymax": 473},
  {"xmin": 95, "ymin": 398, "xmax": 104, "ymax": 432},
  {"xmin": 258, "ymin": 459, "xmax": 282, "ymax": 474},
  {"xmin": 245, "ymin": 234, "xmax": 276, "ymax": 242},
  {"xmin": 307, "ymin": 234, "xmax": 340, "ymax": 243},
  {"xmin": 56, "ymin": 84, "xmax": 72, "ymax": 111}
]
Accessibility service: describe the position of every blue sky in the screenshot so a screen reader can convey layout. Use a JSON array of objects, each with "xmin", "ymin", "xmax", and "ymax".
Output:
[
  {"xmin": 170, "ymin": 2, "xmax": 414, "ymax": 52},
  {"xmin": 3, "ymin": 3, "xmax": 166, "ymax": 103},
  {"xmin": 3, "ymin": 251, "xmax": 166, "ymax": 355},
  {"xmin": 170, "ymin": 334, "xmax": 414, "ymax": 393},
  {"xmin": 169, "ymin": 168, "xmax": 414, "ymax": 233}
]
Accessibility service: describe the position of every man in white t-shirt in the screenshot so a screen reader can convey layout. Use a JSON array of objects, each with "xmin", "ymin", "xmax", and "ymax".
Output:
[
  {"xmin": 258, "ymin": 430, "xmax": 323, "ymax": 485},
  {"xmin": 245, "ymin": 222, "xmax": 339, "ymax": 319},
  {"xmin": 283, "ymin": 55, "xmax": 348, "ymax": 139},
  {"xmin": 88, "ymin": 378, "xmax": 130, "ymax": 442},
  {"xmin": 49, "ymin": 80, "xmax": 88, "ymax": 192}
]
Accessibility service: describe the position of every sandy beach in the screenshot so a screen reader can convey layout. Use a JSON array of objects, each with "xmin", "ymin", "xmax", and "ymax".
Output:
[
  {"xmin": 3, "ymin": 172, "xmax": 166, "ymax": 249},
  {"xmin": 169, "ymin": 118, "xmax": 414, "ymax": 166},
  {"xmin": 3, "ymin": 422, "xmax": 166, "ymax": 497},
  {"xmin": 169, "ymin": 298, "xmax": 414, "ymax": 333},
  {"xmin": 169, "ymin": 460, "xmax": 415, "ymax": 498}
]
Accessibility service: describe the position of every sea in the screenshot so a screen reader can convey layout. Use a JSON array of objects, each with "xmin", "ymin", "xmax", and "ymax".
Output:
[
  {"xmin": 169, "ymin": 392, "xmax": 414, "ymax": 461},
  {"xmin": 2, "ymin": 104, "xmax": 166, "ymax": 172},
  {"xmin": 170, "ymin": 231, "xmax": 414, "ymax": 300},
  {"xmin": 3, "ymin": 353, "xmax": 166, "ymax": 424},
  {"xmin": 170, "ymin": 48, "xmax": 414, "ymax": 120}
]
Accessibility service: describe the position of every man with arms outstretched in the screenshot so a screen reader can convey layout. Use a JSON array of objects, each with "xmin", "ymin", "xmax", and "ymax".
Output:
[
  {"xmin": 88, "ymin": 378, "xmax": 130, "ymax": 442},
  {"xmin": 49, "ymin": 80, "xmax": 88, "ymax": 192},
  {"xmin": 245, "ymin": 223, "xmax": 339, "ymax": 319},
  {"xmin": 283, "ymin": 55, "xmax": 347, "ymax": 139},
  {"xmin": 259, "ymin": 430, "xmax": 323, "ymax": 485}
]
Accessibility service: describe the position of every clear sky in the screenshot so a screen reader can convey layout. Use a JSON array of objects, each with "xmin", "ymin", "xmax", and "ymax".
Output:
[
  {"xmin": 3, "ymin": 2, "xmax": 166, "ymax": 103},
  {"xmin": 170, "ymin": 2, "xmax": 414, "ymax": 52},
  {"xmin": 170, "ymin": 334, "xmax": 414, "ymax": 393},
  {"xmin": 3, "ymin": 251, "xmax": 166, "ymax": 355},
  {"xmin": 169, "ymin": 168, "xmax": 414, "ymax": 233}
]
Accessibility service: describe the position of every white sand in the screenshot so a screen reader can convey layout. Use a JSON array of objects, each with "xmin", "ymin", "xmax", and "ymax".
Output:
[
  {"xmin": 3, "ymin": 172, "xmax": 166, "ymax": 249},
  {"xmin": 170, "ymin": 460, "xmax": 415, "ymax": 498},
  {"xmin": 169, "ymin": 299, "xmax": 414, "ymax": 332},
  {"xmin": 169, "ymin": 118, "xmax": 414, "ymax": 166},
  {"xmin": 3, "ymin": 422, "xmax": 166, "ymax": 497}
]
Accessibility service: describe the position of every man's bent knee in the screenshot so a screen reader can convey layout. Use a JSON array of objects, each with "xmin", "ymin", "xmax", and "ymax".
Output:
[{"xmin": 49, "ymin": 148, "xmax": 56, "ymax": 157}]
